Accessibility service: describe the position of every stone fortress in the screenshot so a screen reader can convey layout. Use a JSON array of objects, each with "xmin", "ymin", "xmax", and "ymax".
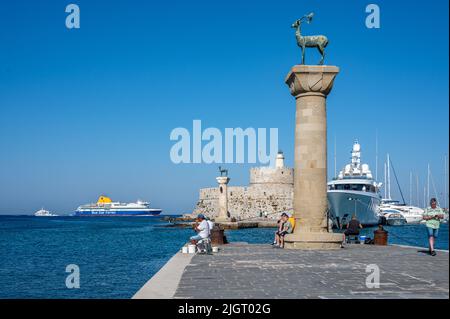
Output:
[{"xmin": 192, "ymin": 152, "xmax": 294, "ymax": 221}]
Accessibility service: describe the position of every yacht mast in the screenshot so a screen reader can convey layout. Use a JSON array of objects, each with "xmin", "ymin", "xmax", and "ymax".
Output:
[
  {"xmin": 416, "ymin": 174, "xmax": 419, "ymax": 207},
  {"xmin": 427, "ymin": 163, "xmax": 430, "ymax": 201},
  {"xmin": 409, "ymin": 171, "xmax": 412, "ymax": 205},
  {"xmin": 384, "ymin": 162, "xmax": 387, "ymax": 199},
  {"xmin": 445, "ymin": 155, "xmax": 448, "ymax": 208},
  {"xmin": 334, "ymin": 135, "xmax": 337, "ymax": 178},
  {"xmin": 375, "ymin": 130, "xmax": 378, "ymax": 181},
  {"xmin": 429, "ymin": 167, "xmax": 439, "ymax": 205},
  {"xmin": 387, "ymin": 154, "xmax": 391, "ymax": 199},
  {"xmin": 423, "ymin": 186, "xmax": 426, "ymax": 208},
  {"xmin": 390, "ymin": 156, "xmax": 406, "ymax": 204}
]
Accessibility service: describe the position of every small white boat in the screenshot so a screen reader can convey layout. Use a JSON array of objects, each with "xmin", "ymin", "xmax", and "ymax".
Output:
[
  {"xmin": 379, "ymin": 208, "xmax": 407, "ymax": 226},
  {"xmin": 34, "ymin": 209, "xmax": 58, "ymax": 217},
  {"xmin": 380, "ymin": 199, "xmax": 424, "ymax": 224}
]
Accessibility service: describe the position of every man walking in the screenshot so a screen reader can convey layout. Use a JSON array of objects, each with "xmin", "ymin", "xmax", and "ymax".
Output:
[{"xmin": 423, "ymin": 198, "xmax": 445, "ymax": 256}]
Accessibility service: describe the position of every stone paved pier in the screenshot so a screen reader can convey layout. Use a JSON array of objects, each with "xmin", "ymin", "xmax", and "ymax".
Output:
[{"xmin": 134, "ymin": 244, "xmax": 449, "ymax": 299}]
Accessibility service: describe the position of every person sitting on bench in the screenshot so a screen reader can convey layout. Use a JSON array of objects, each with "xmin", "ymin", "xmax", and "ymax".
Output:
[
  {"xmin": 190, "ymin": 214, "xmax": 210, "ymax": 244},
  {"xmin": 272, "ymin": 213, "xmax": 293, "ymax": 248},
  {"xmin": 343, "ymin": 215, "xmax": 363, "ymax": 244}
]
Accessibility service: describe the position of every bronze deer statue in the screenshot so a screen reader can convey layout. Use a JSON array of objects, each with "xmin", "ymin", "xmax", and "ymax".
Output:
[
  {"xmin": 291, "ymin": 13, "xmax": 328, "ymax": 65},
  {"xmin": 218, "ymin": 166, "xmax": 228, "ymax": 177}
]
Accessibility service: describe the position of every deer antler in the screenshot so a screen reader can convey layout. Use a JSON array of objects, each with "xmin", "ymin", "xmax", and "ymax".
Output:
[{"xmin": 305, "ymin": 12, "xmax": 314, "ymax": 24}]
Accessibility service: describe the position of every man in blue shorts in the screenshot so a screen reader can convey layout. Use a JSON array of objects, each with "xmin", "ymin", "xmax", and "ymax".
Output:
[{"xmin": 423, "ymin": 198, "xmax": 445, "ymax": 256}]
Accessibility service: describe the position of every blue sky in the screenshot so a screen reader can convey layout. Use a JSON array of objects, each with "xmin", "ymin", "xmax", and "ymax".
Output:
[{"xmin": 0, "ymin": 0, "xmax": 448, "ymax": 214}]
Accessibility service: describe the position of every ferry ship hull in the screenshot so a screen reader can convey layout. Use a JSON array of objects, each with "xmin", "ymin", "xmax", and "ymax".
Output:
[
  {"xmin": 328, "ymin": 190, "xmax": 381, "ymax": 227},
  {"xmin": 74, "ymin": 210, "xmax": 162, "ymax": 216},
  {"xmin": 75, "ymin": 196, "xmax": 162, "ymax": 217}
]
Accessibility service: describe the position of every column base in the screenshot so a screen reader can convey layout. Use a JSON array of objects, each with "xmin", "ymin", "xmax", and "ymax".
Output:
[
  {"xmin": 215, "ymin": 217, "xmax": 231, "ymax": 223},
  {"xmin": 284, "ymin": 232, "xmax": 342, "ymax": 250}
]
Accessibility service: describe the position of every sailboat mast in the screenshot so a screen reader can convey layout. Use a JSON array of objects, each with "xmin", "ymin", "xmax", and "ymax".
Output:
[
  {"xmin": 429, "ymin": 167, "xmax": 439, "ymax": 205},
  {"xmin": 387, "ymin": 154, "xmax": 391, "ymax": 199},
  {"xmin": 375, "ymin": 130, "xmax": 378, "ymax": 181},
  {"xmin": 416, "ymin": 174, "xmax": 419, "ymax": 207},
  {"xmin": 423, "ymin": 186, "xmax": 426, "ymax": 208},
  {"xmin": 427, "ymin": 163, "xmax": 430, "ymax": 201},
  {"xmin": 384, "ymin": 162, "xmax": 387, "ymax": 199},
  {"xmin": 409, "ymin": 171, "xmax": 412, "ymax": 205},
  {"xmin": 445, "ymin": 154, "xmax": 448, "ymax": 208},
  {"xmin": 334, "ymin": 135, "xmax": 337, "ymax": 178}
]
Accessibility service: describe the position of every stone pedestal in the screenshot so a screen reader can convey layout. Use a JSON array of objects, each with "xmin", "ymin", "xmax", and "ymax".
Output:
[
  {"xmin": 215, "ymin": 176, "xmax": 231, "ymax": 222},
  {"xmin": 284, "ymin": 65, "xmax": 342, "ymax": 249}
]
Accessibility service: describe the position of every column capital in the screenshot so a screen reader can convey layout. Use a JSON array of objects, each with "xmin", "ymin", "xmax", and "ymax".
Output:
[{"xmin": 285, "ymin": 65, "xmax": 339, "ymax": 98}]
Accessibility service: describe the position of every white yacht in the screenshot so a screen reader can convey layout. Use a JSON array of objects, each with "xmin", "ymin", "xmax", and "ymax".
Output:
[
  {"xmin": 34, "ymin": 209, "xmax": 58, "ymax": 217},
  {"xmin": 378, "ymin": 155, "xmax": 424, "ymax": 224},
  {"xmin": 327, "ymin": 142, "xmax": 382, "ymax": 227},
  {"xmin": 379, "ymin": 199, "xmax": 424, "ymax": 224},
  {"xmin": 379, "ymin": 208, "xmax": 407, "ymax": 226}
]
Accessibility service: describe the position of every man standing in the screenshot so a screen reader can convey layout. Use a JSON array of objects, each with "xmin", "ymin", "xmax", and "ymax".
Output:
[
  {"xmin": 190, "ymin": 214, "xmax": 210, "ymax": 244},
  {"xmin": 423, "ymin": 198, "xmax": 445, "ymax": 256}
]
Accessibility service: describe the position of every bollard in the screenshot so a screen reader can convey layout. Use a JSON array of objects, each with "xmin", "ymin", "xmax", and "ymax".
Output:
[
  {"xmin": 373, "ymin": 224, "xmax": 388, "ymax": 245},
  {"xmin": 211, "ymin": 225, "xmax": 227, "ymax": 245}
]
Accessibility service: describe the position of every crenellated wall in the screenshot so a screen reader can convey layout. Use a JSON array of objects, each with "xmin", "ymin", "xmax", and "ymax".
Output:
[{"xmin": 250, "ymin": 167, "xmax": 293, "ymax": 185}]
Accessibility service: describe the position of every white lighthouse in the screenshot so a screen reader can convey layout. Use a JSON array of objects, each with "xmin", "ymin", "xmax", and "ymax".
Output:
[{"xmin": 275, "ymin": 151, "xmax": 285, "ymax": 168}]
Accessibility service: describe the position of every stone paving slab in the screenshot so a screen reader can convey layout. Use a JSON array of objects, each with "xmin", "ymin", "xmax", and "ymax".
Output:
[{"xmin": 173, "ymin": 244, "xmax": 449, "ymax": 299}]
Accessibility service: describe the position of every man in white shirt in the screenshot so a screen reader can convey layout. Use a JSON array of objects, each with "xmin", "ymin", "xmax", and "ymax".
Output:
[
  {"xmin": 206, "ymin": 217, "xmax": 214, "ymax": 233},
  {"xmin": 190, "ymin": 214, "xmax": 210, "ymax": 244}
]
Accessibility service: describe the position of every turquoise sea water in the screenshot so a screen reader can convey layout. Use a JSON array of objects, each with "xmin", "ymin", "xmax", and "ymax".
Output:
[{"xmin": 0, "ymin": 215, "xmax": 448, "ymax": 299}]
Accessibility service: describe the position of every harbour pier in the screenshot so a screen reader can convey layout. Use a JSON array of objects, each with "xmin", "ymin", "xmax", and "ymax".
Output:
[{"xmin": 133, "ymin": 243, "xmax": 449, "ymax": 299}]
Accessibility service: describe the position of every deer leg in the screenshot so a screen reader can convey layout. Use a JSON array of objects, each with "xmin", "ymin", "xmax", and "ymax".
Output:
[
  {"xmin": 301, "ymin": 46, "xmax": 305, "ymax": 64},
  {"xmin": 318, "ymin": 45, "xmax": 325, "ymax": 65}
]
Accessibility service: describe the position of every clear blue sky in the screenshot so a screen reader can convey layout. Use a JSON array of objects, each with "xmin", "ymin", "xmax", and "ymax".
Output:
[{"xmin": 0, "ymin": 0, "xmax": 448, "ymax": 214}]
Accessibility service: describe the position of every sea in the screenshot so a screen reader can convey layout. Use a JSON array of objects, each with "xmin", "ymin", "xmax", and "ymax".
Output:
[{"xmin": 0, "ymin": 215, "xmax": 448, "ymax": 299}]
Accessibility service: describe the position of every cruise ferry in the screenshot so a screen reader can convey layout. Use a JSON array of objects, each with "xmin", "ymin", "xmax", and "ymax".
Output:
[
  {"xmin": 75, "ymin": 196, "xmax": 162, "ymax": 216},
  {"xmin": 327, "ymin": 142, "xmax": 382, "ymax": 228}
]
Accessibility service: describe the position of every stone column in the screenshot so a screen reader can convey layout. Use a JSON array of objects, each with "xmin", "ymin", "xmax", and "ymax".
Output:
[
  {"xmin": 215, "ymin": 176, "xmax": 230, "ymax": 222},
  {"xmin": 284, "ymin": 65, "xmax": 342, "ymax": 249}
]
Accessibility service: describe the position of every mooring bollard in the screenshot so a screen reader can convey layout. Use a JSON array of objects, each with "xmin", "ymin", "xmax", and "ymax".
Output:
[
  {"xmin": 211, "ymin": 225, "xmax": 227, "ymax": 245},
  {"xmin": 373, "ymin": 225, "xmax": 388, "ymax": 245}
]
